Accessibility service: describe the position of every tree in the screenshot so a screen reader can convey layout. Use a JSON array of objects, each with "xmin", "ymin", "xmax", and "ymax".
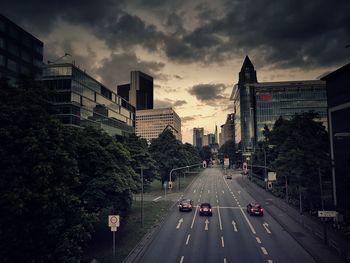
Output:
[
  {"xmin": 149, "ymin": 129, "xmax": 183, "ymax": 182},
  {"xmin": 199, "ymin": 146, "xmax": 212, "ymax": 163},
  {"xmin": 123, "ymin": 133, "xmax": 159, "ymax": 191},
  {"xmin": 0, "ymin": 79, "xmax": 94, "ymax": 262},
  {"xmin": 219, "ymin": 139, "xmax": 236, "ymax": 167},
  {"xmin": 263, "ymin": 112, "xmax": 331, "ymax": 210}
]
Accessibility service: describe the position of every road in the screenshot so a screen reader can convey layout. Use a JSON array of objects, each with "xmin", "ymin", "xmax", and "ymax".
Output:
[{"xmin": 139, "ymin": 167, "xmax": 316, "ymax": 263}]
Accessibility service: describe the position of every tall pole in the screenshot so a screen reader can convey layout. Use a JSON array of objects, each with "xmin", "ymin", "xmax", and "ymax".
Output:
[
  {"xmin": 141, "ymin": 167, "xmax": 144, "ymax": 228},
  {"xmin": 264, "ymin": 148, "xmax": 267, "ymax": 190},
  {"xmin": 319, "ymin": 166, "xmax": 328, "ymax": 244},
  {"xmin": 113, "ymin": 231, "xmax": 116, "ymax": 257}
]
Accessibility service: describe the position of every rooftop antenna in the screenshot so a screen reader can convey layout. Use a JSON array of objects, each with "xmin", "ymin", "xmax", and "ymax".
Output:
[{"xmin": 47, "ymin": 53, "xmax": 71, "ymax": 64}]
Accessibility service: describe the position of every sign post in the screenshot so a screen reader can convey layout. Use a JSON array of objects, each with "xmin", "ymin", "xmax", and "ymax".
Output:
[{"xmin": 108, "ymin": 215, "xmax": 120, "ymax": 257}]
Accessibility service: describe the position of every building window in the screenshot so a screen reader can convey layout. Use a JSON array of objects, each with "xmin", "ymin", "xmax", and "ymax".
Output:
[
  {"xmin": 7, "ymin": 59, "xmax": 18, "ymax": 72},
  {"xmin": 21, "ymin": 50, "xmax": 32, "ymax": 63},
  {"xmin": 0, "ymin": 20, "xmax": 5, "ymax": 32},
  {"xmin": 0, "ymin": 37, "xmax": 5, "ymax": 49},
  {"xmin": 8, "ymin": 43, "xmax": 19, "ymax": 56},
  {"xmin": 0, "ymin": 55, "xmax": 5, "ymax": 66}
]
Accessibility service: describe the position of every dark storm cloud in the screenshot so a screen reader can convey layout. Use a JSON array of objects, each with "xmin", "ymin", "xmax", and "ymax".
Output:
[
  {"xmin": 188, "ymin": 83, "xmax": 228, "ymax": 102},
  {"xmin": 94, "ymin": 52, "xmax": 165, "ymax": 90},
  {"xmin": 154, "ymin": 98, "xmax": 187, "ymax": 109},
  {"xmin": 2, "ymin": 0, "xmax": 349, "ymax": 69}
]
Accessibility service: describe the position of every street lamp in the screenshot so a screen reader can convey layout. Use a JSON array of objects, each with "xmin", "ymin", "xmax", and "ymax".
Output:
[{"xmin": 169, "ymin": 164, "xmax": 201, "ymax": 191}]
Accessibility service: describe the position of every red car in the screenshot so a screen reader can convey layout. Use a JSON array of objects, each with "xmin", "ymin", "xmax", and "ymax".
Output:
[
  {"xmin": 178, "ymin": 199, "xmax": 193, "ymax": 212},
  {"xmin": 199, "ymin": 203, "xmax": 213, "ymax": 216},
  {"xmin": 247, "ymin": 202, "xmax": 264, "ymax": 216}
]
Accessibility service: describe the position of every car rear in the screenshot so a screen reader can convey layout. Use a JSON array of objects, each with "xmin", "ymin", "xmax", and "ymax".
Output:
[
  {"xmin": 199, "ymin": 203, "xmax": 212, "ymax": 216},
  {"xmin": 249, "ymin": 204, "xmax": 264, "ymax": 216},
  {"xmin": 178, "ymin": 200, "xmax": 193, "ymax": 212}
]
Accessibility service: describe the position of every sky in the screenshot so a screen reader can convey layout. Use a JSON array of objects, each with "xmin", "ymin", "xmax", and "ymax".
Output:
[{"xmin": 2, "ymin": 0, "xmax": 350, "ymax": 144}]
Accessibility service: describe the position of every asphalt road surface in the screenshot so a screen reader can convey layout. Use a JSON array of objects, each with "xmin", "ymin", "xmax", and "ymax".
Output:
[{"xmin": 139, "ymin": 167, "xmax": 316, "ymax": 263}]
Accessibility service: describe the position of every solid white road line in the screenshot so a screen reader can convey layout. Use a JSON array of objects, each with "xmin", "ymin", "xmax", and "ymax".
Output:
[
  {"xmin": 268, "ymin": 260, "xmax": 273, "ymax": 263},
  {"xmin": 208, "ymin": 190, "xmax": 210, "ymax": 193},
  {"xmin": 261, "ymin": 247, "xmax": 268, "ymax": 255},
  {"xmin": 180, "ymin": 256, "xmax": 184, "ymax": 263},
  {"xmin": 222, "ymin": 190, "xmax": 225, "ymax": 194},
  {"xmin": 152, "ymin": 196, "xmax": 162, "ymax": 201},
  {"xmin": 217, "ymin": 206, "xmax": 223, "ymax": 230},
  {"xmin": 221, "ymin": 236, "xmax": 225, "ymax": 247},
  {"xmin": 224, "ymin": 258, "xmax": 227, "ymax": 263},
  {"xmin": 191, "ymin": 205, "xmax": 199, "ymax": 229},
  {"xmin": 194, "ymin": 189, "xmax": 196, "ymax": 193},
  {"xmin": 240, "ymin": 207, "xmax": 256, "ymax": 234},
  {"xmin": 256, "ymin": 237, "xmax": 261, "ymax": 243},
  {"xmin": 186, "ymin": 234, "xmax": 190, "ymax": 245}
]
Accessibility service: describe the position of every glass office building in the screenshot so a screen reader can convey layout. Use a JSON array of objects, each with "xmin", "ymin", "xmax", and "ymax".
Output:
[
  {"xmin": 42, "ymin": 63, "xmax": 135, "ymax": 137},
  {"xmin": 0, "ymin": 14, "xmax": 43, "ymax": 86},
  {"xmin": 254, "ymin": 81, "xmax": 327, "ymax": 141},
  {"xmin": 231, "ymin": 56, "xmax": 327, "ymax": 151}
]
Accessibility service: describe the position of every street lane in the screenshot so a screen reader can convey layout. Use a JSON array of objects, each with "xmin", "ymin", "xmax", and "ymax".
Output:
[{"xmin": 139, "ymin": 167, "xmax": 316, "ymax": 263}]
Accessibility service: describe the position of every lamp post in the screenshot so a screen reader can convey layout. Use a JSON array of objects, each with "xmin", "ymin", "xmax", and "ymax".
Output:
[
  {"xmin": 169, "ymin": 164, "xmax": 201, "ymax": 191},
  {"xmin": 263, "ymin": 148, "xmax": 267, "ymax": 190},
  {"xmin": 140, "ymin": 167, "xmax": 144, "ymax": 228}
]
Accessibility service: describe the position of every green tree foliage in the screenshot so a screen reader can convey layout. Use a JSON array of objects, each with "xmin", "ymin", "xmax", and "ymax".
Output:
[
  {"xmin": 0, "ymin": 79, "xmax": 137, "ymax": 261},
  {"xmin": 261, "ymin": 112, "xmax": 331, "ymax": 210},
  {"xmin": 149, "ymin": 130, "xmax": 200, "ymax": 182},
  {"xmin": 199, "ymin": 145, "xmax": 213, "ymax": 162},
  {"xmin": 123, "ymin": 133, "xmax": 159, "ymax": 191},
  {"xmin": 219, "ymin": 139, "xmax": 236, "ymax": 167}
]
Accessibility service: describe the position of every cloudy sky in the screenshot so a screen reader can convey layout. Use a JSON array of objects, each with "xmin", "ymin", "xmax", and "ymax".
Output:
[{"xmin": 2, "ymin": 0, "xmax": 350, "ymax": 143}]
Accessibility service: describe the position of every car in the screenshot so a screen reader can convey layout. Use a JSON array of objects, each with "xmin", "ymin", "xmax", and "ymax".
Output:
[
  {"xmin": 178, "ymin": 199, "xmax": 193, "ymax": 212},
  {"xmin": 199, "ymin": 203, "xmax": 213, "ymax": 216},
  {"xmin": 247, "ymin": 202, "xmax": 264, "ymax": 216},
  {"xmin": 226, "ymin": 174, "xmax": 232, "ymax": 179}
]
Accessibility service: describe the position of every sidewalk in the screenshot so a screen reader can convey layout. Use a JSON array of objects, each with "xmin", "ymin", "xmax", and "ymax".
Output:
[{"xmin": 237, "ymin": 174, "xmax": 350, "ymax": 263}]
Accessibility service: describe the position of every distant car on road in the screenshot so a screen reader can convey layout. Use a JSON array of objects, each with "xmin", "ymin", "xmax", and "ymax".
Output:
[
  {"xmin": 226, "ymin": 174, "xmax": 232, "ymax": 179},
  {"xmin": 199, "ymin": 203, "xmax": 212, "ymax": 216},
  {"xmin": 247, "ymin": 202, "xmax": 264, "ymax": 216},
  {"xmin": 178, "ymin": 199, "xmax": 193, "ymax": 212}
]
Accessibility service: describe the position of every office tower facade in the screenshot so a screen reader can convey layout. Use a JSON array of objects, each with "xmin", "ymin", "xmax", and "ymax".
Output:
[
  {"xmin": 220, "ymin": 113, "xmax": 235, "ymax": 145},
  {"xmin": 0, "ymin": 14, "xmax": 43, "ymax": 86},
  {"xmin": 135, "ymin": 108, "xmax": 182, "ymax": 142},
  {"xmin": 42, "ymin": 63, "xmax": 135, "ymax": 137},
  {"xmin": 117, "ymin": 71, "xmax": 153, "ymax": 110},
  {"xmin": 322, "ymin": 62, "xmax": 350, "ymax": 221},
  {"xmin": 193, "ymin": 128, "xmax": 204, "ymax": 147},
  {"xmin": 231, "ymin": 56, "xmax": 327, "ymax": 152},
  {"xmin": 116, "ymin": 83, "xmax": 130, "ymax": 101}
]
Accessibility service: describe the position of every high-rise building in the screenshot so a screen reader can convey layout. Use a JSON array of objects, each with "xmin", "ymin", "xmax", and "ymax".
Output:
[
  {"xmin": 0, "ymin": 14, "xmax": 43, "ymax": 86},
  {"xmin": 321, "ymin": 62, "xmax": 350, "ymax": 221},
  {"xmin": 42, "ymin": 63, "xmax": 135, "ymax": 137},
  {"xmin": 118, "ymin": 71, "xmax": 153, "ymax": 110},
  {"xmin": 220, "ymin": 113, "xmax": 235, "ymax": 145},
  {"xmin": 208, "ymin": 133, "xmax": 216, "ymax": 146},
  {"xmin": 135, "ymin": 108, "xmax": 181, "ymax": 142},
  {"xmin": 230, "ymin": 56, "xmax": 327, "ymax": 152},
  {"xmin": 193, "ymin": 128, "xmax": 204, "ymax": 147}
]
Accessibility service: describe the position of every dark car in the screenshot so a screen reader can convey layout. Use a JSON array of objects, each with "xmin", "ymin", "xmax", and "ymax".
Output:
[
  {"xmin": 247, "ymin": 202, "xmax": 264, "ymax": 216},
  {"xmin": 178, "ymin": 199, "xmax": 193, "ymax": 212},
  {"xmin": 199, "ymin": 203, "xmax": 212, "ymax": 216},
  {"xmin": 226, "ymin": 174, "xmax": 232, "ymax": 179}
]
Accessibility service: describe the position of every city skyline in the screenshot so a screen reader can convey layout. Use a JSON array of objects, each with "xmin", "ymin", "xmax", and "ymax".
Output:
[{"xmin": 1, "ymin": 0, "xmax": 349, "ymax": 143}]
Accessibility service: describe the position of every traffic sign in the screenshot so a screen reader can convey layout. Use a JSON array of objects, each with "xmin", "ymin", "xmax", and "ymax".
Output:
[
  {"xmin": 318, "ymin": 211, "xmax": 338, "ymax": 218},
  {"xmin": 109, "ymin": 215, "xmax": 120, "ymax": 227},
  {"xmin": 268, "ymin": 172, "xmax": 276, "ymax": 181}
]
